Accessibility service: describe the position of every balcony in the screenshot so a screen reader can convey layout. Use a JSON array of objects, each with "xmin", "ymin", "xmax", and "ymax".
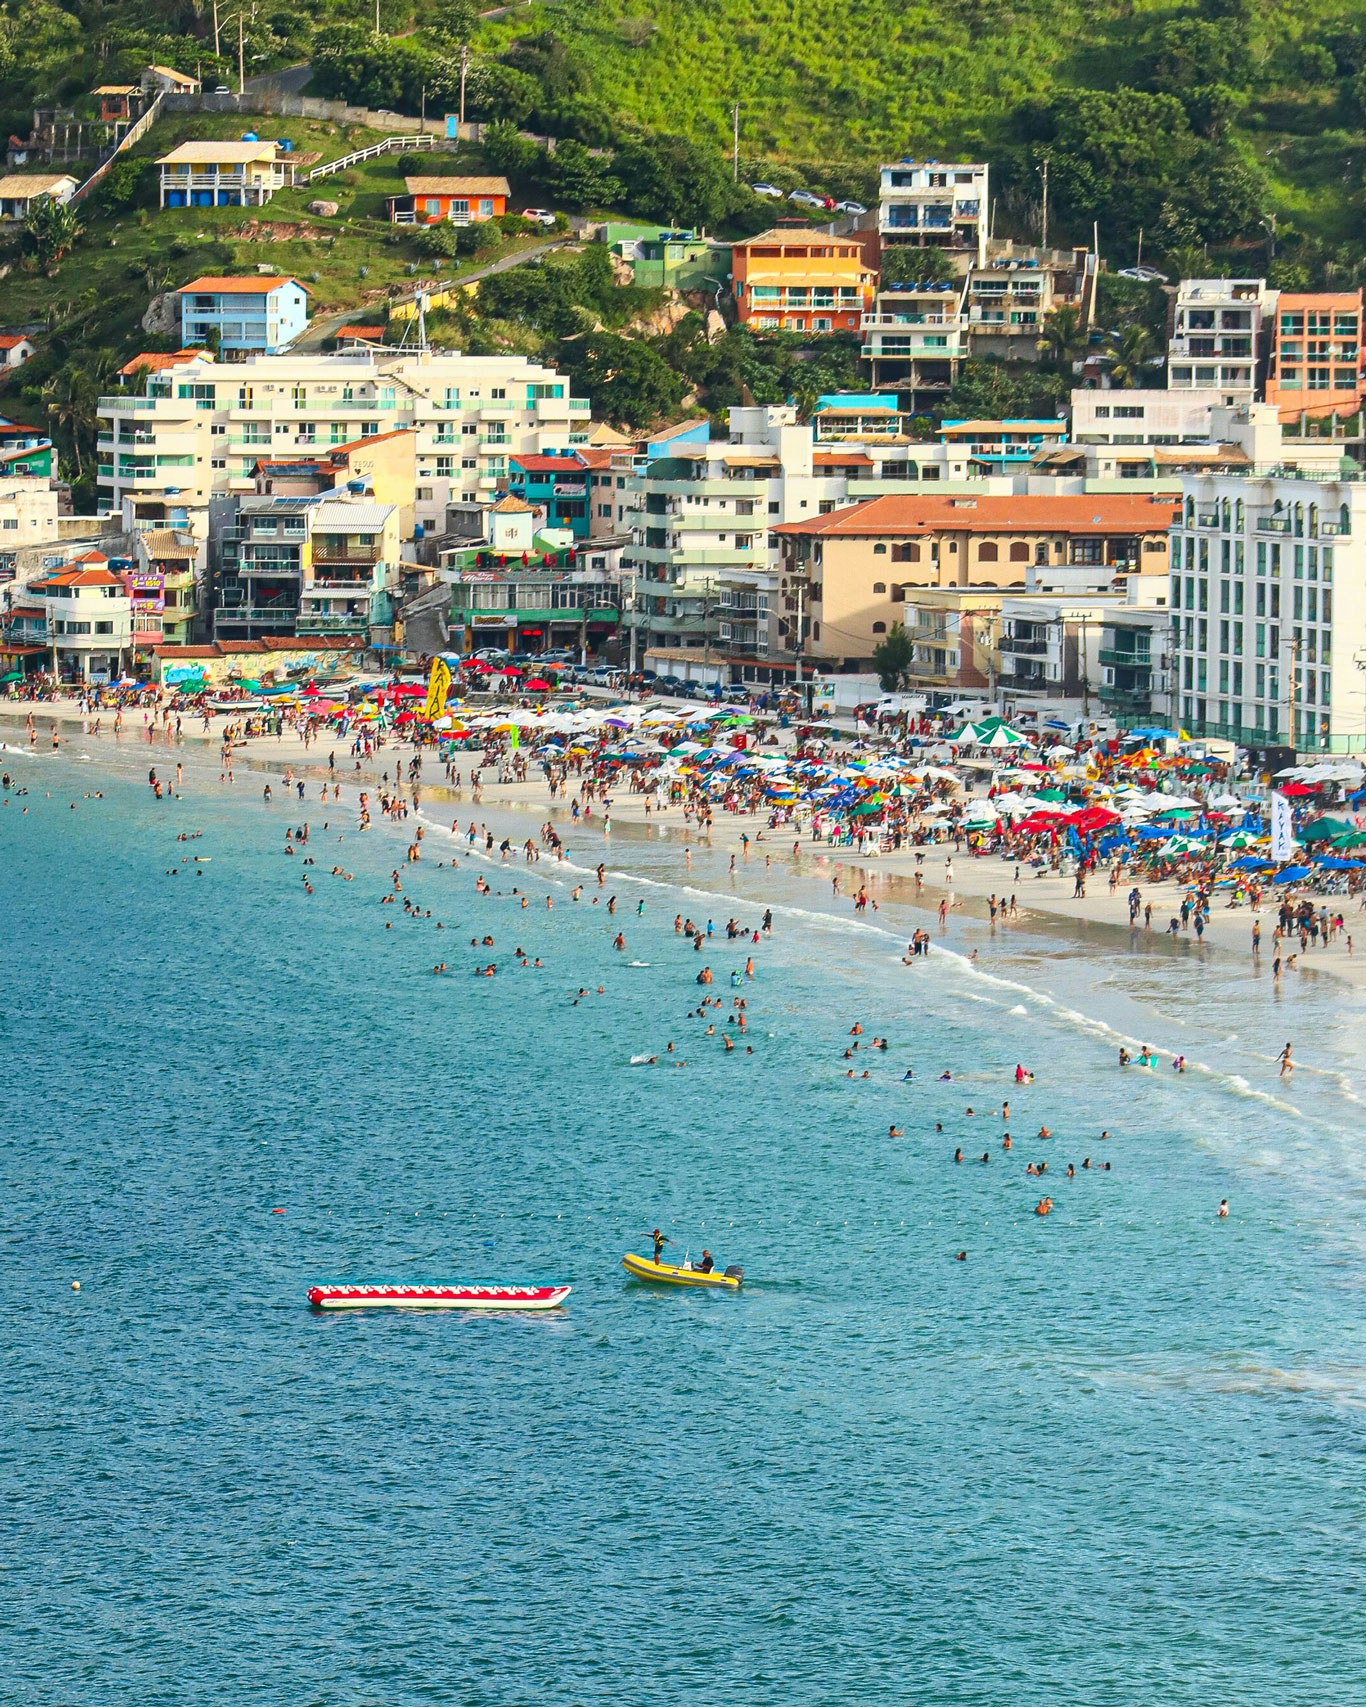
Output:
[
  {"xmin": 999, "ymin": 635, "xmax": 1049, "ymax": 655},
  {"xmin": 214, "ymin": 605, "xmax": 298, "ymax": 626},
  {"xmin": 296, "ymin": 614, "xmax": 368, "ymax": 634},
  {"xmin": 98, "ymin": 396, "xmax": 159, "ymax": 412},
  {"xmin": 1099, "ymin": 683, "xmax": 1153, "ymax": 712},
  {"xmin": 311, "ymin": 544, "xmax": 380, "ymax": 567},
  {"xmin": 1098, "ymin": 647, "xmax": 1152, "ymax": 670}
]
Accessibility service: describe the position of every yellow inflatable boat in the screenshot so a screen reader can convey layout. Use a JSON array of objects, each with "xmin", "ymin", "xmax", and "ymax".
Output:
[{"xmin": 621, "ymin": 1252, "xmax": 743, "ymax": 1288}]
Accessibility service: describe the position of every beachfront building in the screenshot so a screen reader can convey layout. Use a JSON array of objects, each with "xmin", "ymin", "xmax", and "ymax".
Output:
[
  {"xmin": 97, "ymin": 349, "xmax": 590, "ymax": 541},
  {"xmin": 25, "ymin": 552, "xmax": 132, "ymax": 681},
  {"xmin": 176, "ymin": 276, "xmax": 310, "ymax": 356},
  {"xmin": 213, "ymin": 489, "xmax": 400, "ymax": 645},
  {"xmin": 1169, "ymin": 470, "xmax": 1366, "ymax": 754},
  {"xmin": 0, "ymin": 475, "xmax": 61, "ymax": 582},
  {"xmin": 0, "ymin": 173, "xmax": 77, "ymax": 220},
  {"xmin": 1168, "ymin": 279, "xmax": 1270, "ymax": 396},
  {"xmin": 128, "ymin": 529, "xmax": 202, "ymax": 658},
  {"xmin": 963, "ymin": 245, "xmax": 1096, "ymax": 362},
  {"xmin": 157, "ymin": 140, "xmax": 289, "ymax": 209},
  {"xmin": 775, "ymin": 492, "xmax": 1178, "ymax": 676},
  {"xmin": 1098, "ymin": 595, "xmax": 1177, "ymax": 725},
  {"xmin": 623, "ymin": 405, "xmax": 995, "ymax": 684},
  {"xmin": 730, "ymin": 227, "xmax": 876, "ymax": 336},
  {"xmin": 878, "ymin": 160, "xmax": 987, "ymax": 265},
  {"xmin": 386, "ymin": 176, "xmax": 510, "ymax": 225}
]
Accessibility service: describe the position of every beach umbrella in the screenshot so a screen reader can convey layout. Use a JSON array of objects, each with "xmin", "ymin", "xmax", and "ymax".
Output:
[
  {"xmin": 981, "ymin": 724, "xmax": 1031, "ymax": 749},
  {"xmin": 1272, "ymin": 865, "xmax": 1313, "ymax": 883},
  {"xmin": 524, "ymin": 677, "xmax": 552, "ymax": 691},
  {"xmin": 1315, "ymin": 855, "xmax": 1364, "ymax": 869},
  {"xmin": 1299, "ymin": 817, "xmax": 1354, "ymax": 842},
  {"xmin": 1228, "ymin": 854, "xmax": 1273, "ymax": 871}
]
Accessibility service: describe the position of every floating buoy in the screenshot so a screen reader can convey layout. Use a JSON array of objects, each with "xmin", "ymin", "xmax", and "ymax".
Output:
[
  {"xmin": 71, "ymin": 1280, "xmax": 80, "ymax": 1292},
  {"xmin": 272, "ymin": 1207, "xmax": 285, "ymax": 1214}
]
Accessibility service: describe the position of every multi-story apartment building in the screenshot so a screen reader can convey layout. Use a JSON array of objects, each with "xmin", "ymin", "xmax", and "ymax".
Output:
[
  {"xmin": 878, "ymin": 160, "xmax": 987, "ymax": 264},
  {"xmin": 97, "ymin": 349, "xmax": 590, "ymax": 541},
  {"xmin": 1169, "ymin": 471, "xmax": 1366, "ymax": 753},
  {"xmin": 623, "ymin": 407, "xmax": 1003, "ymax": 682},
  {"xmin": 1263, "ymin": 291, "xmax": 1365, "ymax": 421},
  {"xmin": 213, "ymin": 491, "xmax": 400, "ymax": 644},
  {"xmin": 730, "ymin": 227, "xmax": 876, "ymax": 336},
  {"xmin": 939, "ymin": 418, "xmax": 1069, "ymax": 473},
  {"xmin": 964, "ymin": 245, "xmax": 1096, "ymax": 362},
  {"xmin": 1167, "ymin": 278, "xmax": 1270, "ymax": 395},
  {"xmin": 24, "ymin": 552, "xmax": 132, "ymax": 682},
  {"xmin": 775, "ymin": 492, "xmax": 1177, "ymax": 672},
  {"xmin": 861, "ymin": 281, "xmax": 966, "ymax": 403},
  {"xmin": 176, "ymin": 276, "xmax": 310, "ymax": 356}
]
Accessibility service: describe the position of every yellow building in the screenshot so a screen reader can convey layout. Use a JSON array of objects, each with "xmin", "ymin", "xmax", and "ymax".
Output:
[
  {"xmin": 157, "ymin": 140, "xmax": 289, "ymax": 209},
  {"xmin": 731, "ymin": 227, "xmax": 876, "ymax": 336}
]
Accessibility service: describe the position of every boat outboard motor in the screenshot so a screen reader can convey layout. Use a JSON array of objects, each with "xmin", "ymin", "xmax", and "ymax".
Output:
[{"xmin": 723, "ymin": 1265, "xmax": 744, "ymax": 1282}]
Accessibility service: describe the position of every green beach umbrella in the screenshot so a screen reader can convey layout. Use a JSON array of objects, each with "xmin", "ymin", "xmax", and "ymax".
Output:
[{"xmin": 1299, "ymin": 817, "xmax": 1354, "ymax": 842}]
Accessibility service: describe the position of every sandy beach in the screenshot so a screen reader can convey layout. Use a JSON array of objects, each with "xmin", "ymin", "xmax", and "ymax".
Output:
[{"xmin": 5, "ymin": 694, "xmax": 1362, "ymax": 995}]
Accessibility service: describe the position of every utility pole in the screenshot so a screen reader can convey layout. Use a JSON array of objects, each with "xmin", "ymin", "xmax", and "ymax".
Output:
[
  {"xmin": 238, "ymin": 12, "xmax": 245, "ymax": 96},
  {"xmin": 627, "ymin": 567, "xmax": 638, "ymax": 674},
  {"xmin": 1040, "ymin": 156, "xmax": 1048, "ymax": 252},
  {"xmin": 1080, "ymin": 611, "xmax": 1090, "ymax": 718},
  {"xmin": 702, "ymin": 574, "xmax": 714, "ymax": 677},
  {"xmin": 459, "ymin": 44, "xmax": 469, "ymax": 129},
  {"xmin": 213, "ymin": 0, "xmax": 220, "ymax": 57},
  {"xmin": 732, "ymin": 103, "xmax": 739, "ymax": 182},
  {"xmin": 375, "ymin": 0, "xmax": 381, "ymax": 38},
  {"xmin": 1136, "ymin": 227, "xmax": 1143, "ymax": 268},
  {"xmin": 792, "ymin": 576, "xmax": 804, "ymax": 684},
  {"xmin": 419, "ymin": 84, "xmax": 426, "ymax": 135}
]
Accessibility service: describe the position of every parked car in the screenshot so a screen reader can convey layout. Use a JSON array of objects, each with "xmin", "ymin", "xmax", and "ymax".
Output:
[
  {"xmin": 788, "ymin": 189, "xmax": 825, "ymax": 208},
  {"xmin": 750, "ymin": 182, "xmax": 782, "ymax": 198},
  {"xmin": 522, "ymin": 207, "xmax": 557, "ymax": 227},
  {"xmin": 1117, "ymin": 265, "xmax": 1169, "ymax": 283},
  {"xmin": 835, "ymin": 200, "xmax": 867, "ymax": 215},
  {"xmin": 212, "ymin": 85, "xmax": 231, "ymax": 94}
]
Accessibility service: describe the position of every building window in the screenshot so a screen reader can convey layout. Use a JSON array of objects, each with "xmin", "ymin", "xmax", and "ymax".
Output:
[
  {"xmin": 1010, "ymin": 543, "xmax": 1028, "ymax": 562},
  {"xmin": 891, "ymin": 543, "xmax": 919, "ymax": 563},
  {"xmin": 872, "ymin": 621, "xmax": 886, "ymax": 633},
  {"xmin": 872, "ymin": 582, "xmax": 886, "ymax": 594},
  {"xmin": 978, "ymin": 542, "xmax": 998, "ymax": 562},
  {"xmin": 873, "ymin": 542, "xmax": 887, "ymax": 554}
]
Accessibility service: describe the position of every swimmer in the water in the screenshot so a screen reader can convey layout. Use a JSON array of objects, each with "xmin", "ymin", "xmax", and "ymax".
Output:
[
  {"xmin": 1218, "ymin": 1198, "xmax": 1229, "ymax": 1218},
  {"xmin": 889, "ymin": 1125, "xmax": 903, "ymax": 1138}
]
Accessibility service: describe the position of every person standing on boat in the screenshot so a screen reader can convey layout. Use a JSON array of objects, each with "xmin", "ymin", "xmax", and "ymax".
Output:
[{"xmin": 652, "ymin": 1227, "xmax": 666, "ymax": 1265}]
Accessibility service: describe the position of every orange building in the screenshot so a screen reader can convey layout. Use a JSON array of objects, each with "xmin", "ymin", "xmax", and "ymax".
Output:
[
  {"xmin": 1264, "ymin": 291, "xmax": 1365, "ymax": 421},
  {"xmin": 731, "ymin": 226, "xmax": 877, "ymax": 336},
  {"xmin": 387, "ymin": 176, "xmax": 510, "ymax": 226}
]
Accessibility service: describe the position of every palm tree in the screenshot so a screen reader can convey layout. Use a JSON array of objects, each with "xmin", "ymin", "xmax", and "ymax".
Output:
[
  {"xmin": 791, "ymin": 376, "xmax": 820, "ymax": 424},
  {"xmin": 1037, "ymin": 302, "xmax": 1085, "ymax": 371},
  {"xmin": 1106, "ymin": 323, "xmax": 1153, "ymax": 389},
  {"xmin": 41, "ymin": 366, "xmax": 97, "ymax": 478}
]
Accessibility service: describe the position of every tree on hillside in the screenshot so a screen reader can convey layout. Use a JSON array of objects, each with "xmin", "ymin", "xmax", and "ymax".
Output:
[
  {"xmin": 23, "ymin": 195, "xmax": 82, "ymax": 271},
  {"xmin": 1106, "ymin": 324, "xmax": 1154, "ymax": 389},
  {"xmin": 790, "ymin": 376, "xmax": 820, "ymax": 424},
  {"xmin": 1036, "ymin": 304, "xmax": 1085, "ymax": 372},
  {"xmin": 880, "ymin": 246, "xmax": 956, "ymax": 288},
  {"xmin": 558, "ymin": 332, "xmax": 685, "ymax": 428},
  {"xmin": 40, "ymin": 364, "xmax": 96, "ymax": 478},
  {"xmin": 872, "ymin": 622, "xmax": 914, "ymax": 691},
  {"xmin": 611, "ymin": 133, "xmax": 737, "ymax": 230}
]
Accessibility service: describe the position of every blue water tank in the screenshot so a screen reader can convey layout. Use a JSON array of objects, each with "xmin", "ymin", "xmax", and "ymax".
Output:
[
  {"xmin": 277, "ymin": 138, "xmax": 293, "ymax": 151},
  {"xmin": 241, "ymin": 131, "xmax": 258, "ymax": 142},
  {"xmin": 414, "ymin": 522, "xmax": 425, "ymax": 540}
]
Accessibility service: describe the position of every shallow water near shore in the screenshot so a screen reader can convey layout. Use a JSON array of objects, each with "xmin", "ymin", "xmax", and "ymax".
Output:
[{"xmin": 5, "ymin": 737, "xmax": 1366, "ymax": 1704}]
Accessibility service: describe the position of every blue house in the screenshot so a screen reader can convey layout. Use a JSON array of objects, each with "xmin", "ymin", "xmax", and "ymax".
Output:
[
  {"xmin": 176, "ymin": 275, "xmax": 310, "ymax": 356},
  {"xmin": 506, "ymin": 452, "xmax": 591, "ymax": 540}
]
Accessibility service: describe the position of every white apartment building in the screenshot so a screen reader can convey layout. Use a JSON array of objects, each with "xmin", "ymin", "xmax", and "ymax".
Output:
[
  {"xmin": 1170, "ymin": 471, "xmax": 1366, "ymax": 753},
  {"xmin": 98, "ymin": 350, "xmax": 591, "ymax": 542},
  {"xmin": 24, "ymin": 553, "xmax": 133, "ymax": 682},
  {"xmin": 0, "ymin": 476, "xmax": 60, "ymax": 576},
  {"xmin": 878, "ymin": 160, "xmax": 987, "ymax": 265},
  {"xmin": 1168, "ymin": 279, "xmax": 1272, "ymax": 395}
]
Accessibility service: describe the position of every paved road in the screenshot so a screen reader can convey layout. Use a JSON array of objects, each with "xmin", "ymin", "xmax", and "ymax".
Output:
[
  {"xmin": 287, "ymin": 235, "xmax": 575, "ymax": 352},
  {"xmin": 243, "ymin": 61, "xmax": 313, "ymax": 97}
]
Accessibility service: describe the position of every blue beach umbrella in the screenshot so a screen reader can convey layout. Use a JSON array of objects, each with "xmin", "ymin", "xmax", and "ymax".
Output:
[
  {"xmin": 1314, "ymin": 855, "xmax": 1364, "ymax": 870},
  {"xmin": 1272, "ymin": 865, "xmax": 1313, "ymax": 883}
]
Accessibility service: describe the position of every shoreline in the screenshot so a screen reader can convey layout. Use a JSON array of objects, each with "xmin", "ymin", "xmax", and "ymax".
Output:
[{"xmin": 4, "ymin": 699, "xmax": 1363, "ymax": 994}]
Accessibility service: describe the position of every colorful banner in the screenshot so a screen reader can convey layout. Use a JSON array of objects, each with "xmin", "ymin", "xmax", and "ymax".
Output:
[
  {"xmin": 425, "ymin": 657, "xmax": 452, "ymax": 720},
  {"xmin": 1270, "ymin": 790, "xmax": 1294, "ymax": 862}
]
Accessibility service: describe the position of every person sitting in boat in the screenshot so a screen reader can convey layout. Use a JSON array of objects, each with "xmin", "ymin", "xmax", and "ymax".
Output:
[{"xmin": 695, "ymin": 1250, "xmax": 714, "ymax": 1273}]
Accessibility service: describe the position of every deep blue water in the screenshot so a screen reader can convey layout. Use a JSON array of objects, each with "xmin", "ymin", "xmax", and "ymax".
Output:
[{"xmin": 4, "ymin": 735, "xmax": 1366, "ymax": 1704}]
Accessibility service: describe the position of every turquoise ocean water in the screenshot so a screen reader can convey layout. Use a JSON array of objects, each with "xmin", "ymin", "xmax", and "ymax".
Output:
[{"xmin": 5, "ymin": 733, "xmax": 1366, "ymax": 1704}]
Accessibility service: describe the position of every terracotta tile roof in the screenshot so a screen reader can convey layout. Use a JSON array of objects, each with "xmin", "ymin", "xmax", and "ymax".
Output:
[
  {"xmin": 336, "ymin": 324, "xmax": 386, "ymax": 340},
  {"xmin": 813, "ymin": 450, "xmax": 874, "ymax": 466},
  {"xmin": 572, "ymin": 447, "xmax": 617, "ymax": 469},
  {"xmin": 774, "ymin": 493, "xmax": 1181, "ymax": 538},
  {"xmin": 117, "ymin": 350, "xmax": 207, "ymax": 376},
  {"xmin": 139, "ymin": 530, "xmax": 196, "ymax": 558},
  {"xmin": 512, "ymin": 454, "xmax": 585, "ymax": 474},
  {"xmin": 489, "ymin": 495, "xmax": 534, "ymax": 513},
  {"xmin": 177, "ymin": 275, "xmax": 307, "ymax": 295},
  {"xmin": 33, "ymin": 566, "xmax": 122, "ymax": 589},
  {"xmin": 0, "ymin": 335, "xmax": 34, "ymax": 350},
  {"xmin": 327, "ymin": 429, "xmax": 415, "ymax": 456}
]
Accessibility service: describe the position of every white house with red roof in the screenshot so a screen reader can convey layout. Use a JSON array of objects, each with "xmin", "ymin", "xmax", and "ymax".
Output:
[
  {"xmin": 0, "ymin": 334, "xmax": 36, "ymax": 371},
  {"xmin": 25, "ymin": 551, "xmax": 133, "ymax": 681}
]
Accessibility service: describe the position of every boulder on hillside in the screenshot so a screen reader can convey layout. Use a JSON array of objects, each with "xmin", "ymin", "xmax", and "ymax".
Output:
[
  {"xmin": 704, "ymin": 307, "xmax": 726, "ymax": 342},
  {"xmin": 308, "ymin": 199, "xmax": 340, "ymax": 218},
  {"xmin": 141, "ymin": 292, "xmax": 177, "ymax": 336}
]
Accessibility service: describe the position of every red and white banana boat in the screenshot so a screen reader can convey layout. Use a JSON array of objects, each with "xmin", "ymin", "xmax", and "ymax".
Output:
[{"xmin": 307, "ymin": 1281, "xmax": 571, "ymax": 1311}]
